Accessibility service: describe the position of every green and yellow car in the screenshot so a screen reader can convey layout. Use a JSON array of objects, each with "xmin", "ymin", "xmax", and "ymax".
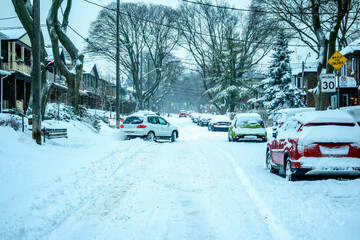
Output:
[{"xmin": 228, "ymin": 113, "xmax": 267, "ymax": 142}]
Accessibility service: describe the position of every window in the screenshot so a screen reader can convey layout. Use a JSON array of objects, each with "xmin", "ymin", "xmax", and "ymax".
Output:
[
  {"xmin": 342, "ymin": 62, "xmax": 347, "ymax": 76},
  {"xmin": 147, "ymin": 117, "xmax": 158, "ymax": 124},
  {"xmin": 123, "ymin": 117, "xmax": 143, "ymax": 124},
  {"xmin": 158, "ymin": 117, "xmax": 167, "ymax": 125}
]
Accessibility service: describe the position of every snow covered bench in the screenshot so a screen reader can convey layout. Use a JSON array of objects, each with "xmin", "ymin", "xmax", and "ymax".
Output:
[{"xmin": 43, "ymin": 128, "xmax": 68, "ymax": 140}]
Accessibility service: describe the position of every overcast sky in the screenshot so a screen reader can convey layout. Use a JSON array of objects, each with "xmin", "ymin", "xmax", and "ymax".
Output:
[
  {"xmin": 1, "ymin": 0, "xmax": 315, "ymax": 74},
  {"xmin": 1, "ymin": 0, "xmax": 250, "ymax": 49}
]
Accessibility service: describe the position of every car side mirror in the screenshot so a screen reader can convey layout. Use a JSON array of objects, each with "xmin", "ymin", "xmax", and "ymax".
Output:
[{"xmin": 272, "ymin": 127, "xmax": 278, "ymax": 138}]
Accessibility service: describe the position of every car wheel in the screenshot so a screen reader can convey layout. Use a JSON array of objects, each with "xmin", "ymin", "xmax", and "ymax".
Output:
[
  {"xmin": 146, "ymin": 132, "xmax": 155, "ymax": 142},
  {"xmin": 285, "ymin": 158, "xmax": 296, "ymax": 181},
  {"xmin": 170, "ymin": 131, "xmax": 177, "ymax": 142},
  {"xmin": 266, "ymin": 152, "xmax": 276, "ymax": 173}
]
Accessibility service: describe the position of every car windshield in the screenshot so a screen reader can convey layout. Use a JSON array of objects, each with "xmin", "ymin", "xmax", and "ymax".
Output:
[
  {"xmin": 123, "ymin": 117, "xmax": 143, "ymax": 124},
  {"xmin": 236, "ymin": 119, "xmax": 262, "ymax": 128}
]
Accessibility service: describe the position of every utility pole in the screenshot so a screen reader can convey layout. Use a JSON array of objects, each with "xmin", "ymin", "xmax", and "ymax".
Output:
[
  {"xmin": 115, "ymin": 0, "xmax": 121, "ymax": 129},
  {"xmin": 33, "ymin": 0, "xmax": 42, "ymax": 144}
]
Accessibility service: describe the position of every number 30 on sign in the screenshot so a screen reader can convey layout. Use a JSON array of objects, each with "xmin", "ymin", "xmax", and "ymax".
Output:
[{"xmin": 321, "ymin": 74, "xmax": 336, "ymax": 93}]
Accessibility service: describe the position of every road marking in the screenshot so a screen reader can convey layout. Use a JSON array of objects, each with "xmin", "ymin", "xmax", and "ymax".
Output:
[{"xmin": 221, "ymin": 150, "xmax": 293, "ymax": 240}]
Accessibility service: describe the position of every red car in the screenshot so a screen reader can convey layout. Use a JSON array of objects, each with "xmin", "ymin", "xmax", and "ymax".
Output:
[
  {"xmin": 266, "ymin": 111, "xmax": 360, "ymax": 181},
  {"xmin": 179, "ymin": 110, "xmax": 187, "ymax": 118}
]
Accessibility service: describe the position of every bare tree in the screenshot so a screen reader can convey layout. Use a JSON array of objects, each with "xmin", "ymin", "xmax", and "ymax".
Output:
[
  {"xmin": 259, "ymin": 0, "xmax": 358, "ymax": 110},
  {"xmin": 12, "ymin": 0, "xmax": 55, "ymax": 143},
  {"xmin": 141, "ymin": 5, "xmax": 180, "ymax": 107},
  {"xmin": 87, "ymin": 2, "xmax": 179, "ymax": 110},
  {"xmin": 178, "ymin": 0, "xmax": 277, "ymax": 113},
  {"xmin": 47, "ymin": 0, "xmax": 84, "ymax": 114}
]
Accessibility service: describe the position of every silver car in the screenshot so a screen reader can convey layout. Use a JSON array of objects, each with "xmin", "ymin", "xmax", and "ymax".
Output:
[{"xmin": 121, "ymin": 114, "xmax": 179, "ymax": 142}]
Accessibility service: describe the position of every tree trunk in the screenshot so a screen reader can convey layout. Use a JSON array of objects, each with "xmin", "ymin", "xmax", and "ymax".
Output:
[
  {"xmin": 32, "ymin": 0, "xmax": 41, "ymax": 144},
  {"xmin": 47, "ymin": 0, "xmax": 83, "ymax": 115}
]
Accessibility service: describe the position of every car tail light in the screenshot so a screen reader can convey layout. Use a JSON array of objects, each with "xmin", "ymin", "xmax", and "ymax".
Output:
[
  {"xmin": 213, "ymin": 123, "xmax": 217, "ymax": 126},
  {"xmin": 120, "ymin": 124, "xmax": 124, "ymax": 128},
  {"xmin": 261, "ymin": 121, "xmax": 265, "ymax": 128},
  {"xmin": 137, "ymin": 125, "xmax": 147, "ymax": 128}
]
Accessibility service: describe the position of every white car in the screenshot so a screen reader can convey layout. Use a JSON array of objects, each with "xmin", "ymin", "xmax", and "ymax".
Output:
[
  {"xmin": 121, "ymin": 114, "xmax": 179, "ymax": 142},
  {"xmin": 208, "ymin": 115, "xmax": 231, "ymax": 131},
  {"xmin": 272, "ymin": 108, "xmax": 315, "ymax": 127},
  {"xmin": 198, "ymin": 113, "xmax": 213, "ymax": 127}
]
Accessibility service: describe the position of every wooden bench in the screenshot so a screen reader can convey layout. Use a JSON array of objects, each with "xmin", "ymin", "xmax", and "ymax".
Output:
[{"xmin": 43, "ymin": 128, "xmax": 68, "ymax": 142}]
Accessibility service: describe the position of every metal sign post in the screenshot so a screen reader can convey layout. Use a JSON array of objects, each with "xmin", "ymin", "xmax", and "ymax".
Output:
[{"xmin": 327, "ymin": 51, "xmax": 347, "ymax": 109}]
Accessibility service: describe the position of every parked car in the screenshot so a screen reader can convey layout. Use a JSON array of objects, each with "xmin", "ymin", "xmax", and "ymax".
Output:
[
  {"xmin": 341, "ymin": 106, "xmax": 360, "ymax": 126},
  {"xmin": 266, "ymin": 110, "xmax": 360, "ymax": 181},
  {"xmin": 179, "ymin": 110, "xmax": 187, "ymax": 118},
  {"xmin": 187, "ymin": 111, "xmax": 192, "ymax": 118},
  {"xmin": 192, "ymin": 113, "xmax": 200, "ymax": 123},
  {"xmin": 272, "ymin": 107, "xmax": 315, "ymax": 127},
  {"xmin": 208, "ymin": 115, "xmax": 231, "ymax": 131},
  {"xmin": 198, "ymin": 113, "xmax": 213, "ymax": 127},
  {"xmin": 228, "ymin": 113, "xmax": 267, "ymax": 142},
  {"xmin": 121, "ymin": 113, "xmax": 179, "ymax": 142}
]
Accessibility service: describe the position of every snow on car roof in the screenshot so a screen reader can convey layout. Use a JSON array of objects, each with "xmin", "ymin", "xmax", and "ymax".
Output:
[
  {"xmin": 211, "ymin": 115, "xmax": 231, "ymax": 121},
  {"xmin": 276, "ymin": 107, "xmax": 315, "ymax": 114},
  {"xmin": 131, "ymin": 111, "xmax": 157, "ymax": 116},
  {"xmin": 293, "ymin": 110, "xmax": 356, "ymax": 124},
  {"xmin": 235, "ymin": 113, "xmax": 262, "ymax": 120}
]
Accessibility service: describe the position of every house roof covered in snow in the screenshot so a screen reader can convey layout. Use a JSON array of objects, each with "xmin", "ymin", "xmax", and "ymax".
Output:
[
  {"xmin": 292, "ymin": 63, "xmax": 317, "ymax": 76},
  {"xmin": 340, "ymin": 39, "xmax": 360, "ymax": 56},
  {"xmin": 0, "ymin": 29, "xmax": 26, "ymax": 40}
]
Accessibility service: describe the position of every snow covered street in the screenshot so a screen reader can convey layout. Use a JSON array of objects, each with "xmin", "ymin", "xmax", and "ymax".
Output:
[{"xmin": 1, "ymin": 116, "xmax": 360, "ymax": 240}]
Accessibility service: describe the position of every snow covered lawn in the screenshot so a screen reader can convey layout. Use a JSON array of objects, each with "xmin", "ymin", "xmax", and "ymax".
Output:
[{"xmin": 1, "ymin": 116, "xmax": 359, "ymax": 240}]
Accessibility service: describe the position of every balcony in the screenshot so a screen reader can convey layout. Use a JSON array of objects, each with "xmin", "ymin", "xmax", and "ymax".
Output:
[
  {"xmin": 46, "ymin": 71, "xmax": 67, "ymax": 88},
  {"xmin": 3, "ymin": 61, "xmax": 32, "ymax": 76}
]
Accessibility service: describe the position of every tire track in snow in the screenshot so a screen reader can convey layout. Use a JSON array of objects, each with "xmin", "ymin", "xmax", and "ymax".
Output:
[
  {"xmin": 207, "ymin": 141, "xmax": 293, "ymax": 240},
  {"xmin": 45, "ymin": 141, "xmax": 155, "ymax": 240}
]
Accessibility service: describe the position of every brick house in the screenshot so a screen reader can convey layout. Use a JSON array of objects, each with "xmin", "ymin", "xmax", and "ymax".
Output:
[
  {"xmin": 292, "ymin": 64, "xmax": 318, "ymax": 107},
  {"xmin": 340, "ymin": 39, "xmax": 360, "ymax": 107}
]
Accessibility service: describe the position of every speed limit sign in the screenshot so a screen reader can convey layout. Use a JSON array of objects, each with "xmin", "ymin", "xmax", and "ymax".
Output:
[{"xmin": 321, "ymin": 74, "xmax": 336, "ymax": 93}]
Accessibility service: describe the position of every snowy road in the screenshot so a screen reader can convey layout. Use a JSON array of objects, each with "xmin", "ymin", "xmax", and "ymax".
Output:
[{"xmin": 1, "ymin": 117, "xmax": 360, "ymax": 240}]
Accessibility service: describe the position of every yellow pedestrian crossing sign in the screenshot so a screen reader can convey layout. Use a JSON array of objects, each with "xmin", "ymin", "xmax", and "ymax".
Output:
[{"xmin": 328, "ymin": 51, "xmax": 347, "ymax": 71}]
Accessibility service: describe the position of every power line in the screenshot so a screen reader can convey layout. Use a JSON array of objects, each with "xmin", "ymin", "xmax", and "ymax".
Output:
[
  {"xmin": 82, "ymin": 0, "xmax": 318, "ymax": 48},
  {"xmin": 0, "ymin": 16, "xmax": 18, "ymax": 21},
  {"xmin": 181, "ymin": 0, "xmax": 360, "ymax": 15}
]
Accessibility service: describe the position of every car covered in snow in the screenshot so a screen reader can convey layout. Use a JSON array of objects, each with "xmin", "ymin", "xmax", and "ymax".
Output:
[
  {"xmin": 228, "ymin": 113, "xmax": 267, "ymax": 142},
  {"xmin": 341, "ymin": 106, "xmax": 360, "ymax": 126},
  {"xmin": 272, "ymin": 107, "xmax": 315, "ymax": 127},
  {"xmin": 266, "ymin": 111, "xmax": 360, "ymax": 181},
  {"xmin": 121, "ymin": 113, "xmax": 178, "ymax": 142},
  {"xmin": 198, "ymin": 113, "xmax": 213, "ymax": 127},
  {"xmin": 208, "ymin": 115, "xmax": 232, "ymax": 131},
  {"xmin": 192, "ymin": 113, "xmax": 200, "ymax": 123}
]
